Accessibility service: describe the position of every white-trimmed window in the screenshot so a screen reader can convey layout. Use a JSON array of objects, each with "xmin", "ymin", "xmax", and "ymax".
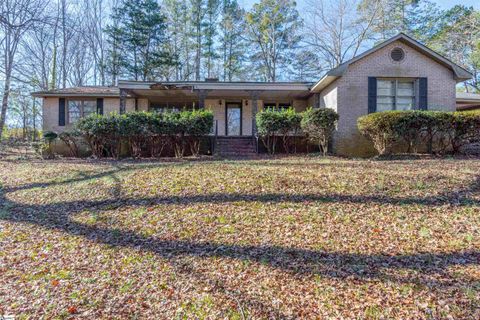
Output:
[
  {"xmin": 377, "ymin": 79, "xmax": 415, "ymax": 111},
  {"xmin": 67, "ymin": 100, "xmax": 96, "ymax": 124}
]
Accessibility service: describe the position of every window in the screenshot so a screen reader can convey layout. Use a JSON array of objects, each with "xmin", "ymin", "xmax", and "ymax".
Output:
[
  {"xmin": 277, "ymin": 103, "xmax": 292, "ymax": 111},
  {"xmin": 377, "ymin": 79, "xmax": 415, "ymax": 111},
  {"xmin": 67, "ymin": 100, "xmax": 96, "ymax": 124},
  {"xmin": 263, "ymin": 102, "xmax": 292, "ymax": 111},
  {"xmin": 150, "ymin": 101, "xmax": 195, "ymax": 113}
]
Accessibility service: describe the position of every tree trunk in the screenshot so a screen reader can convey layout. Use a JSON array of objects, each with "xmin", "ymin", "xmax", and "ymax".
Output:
[{"xmin": 0, "ymin": 74, "xmax": 12, "ymax": 140}]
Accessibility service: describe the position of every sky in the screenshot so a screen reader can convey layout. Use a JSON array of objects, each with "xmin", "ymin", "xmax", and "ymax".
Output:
[{"xmin": 239, "ymin": 0, "xmax": 480, "ymax": 11}]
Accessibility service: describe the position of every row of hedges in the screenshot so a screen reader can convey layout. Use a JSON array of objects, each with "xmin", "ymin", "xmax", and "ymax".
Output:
[
  {"xmin": 49, "ymin": 110, "xmax": 214, "ymax": 159},
  {"xmin": 357, "ymin": 110, "xmax": 480, "ymax": 155},
  {"xmin": 256, "ymin": 108, "xmax": 339, "ymax": 155}
]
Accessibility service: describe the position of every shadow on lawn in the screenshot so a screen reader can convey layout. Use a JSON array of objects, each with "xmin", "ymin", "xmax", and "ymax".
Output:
[
  {"xmin": 1, "ymin": 164, "xmax": 480, "ymax": 316},
  {"xmin": 0, "ymin": 163, "xmax": 480, "ymax": 310},
  {"xmin": 0, "ymin": 167, "xmax": 478, "ymax": 276}
]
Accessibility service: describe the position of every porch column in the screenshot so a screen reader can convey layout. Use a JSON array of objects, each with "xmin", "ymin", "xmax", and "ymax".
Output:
[
  {"xmin": 119, "ymin": 89, "xmax": 127, "ymax": 114},
  {"xmin": 313, "ymin": 93, "xmax": 321, "ymax": 108},
  {"xmin": 250, "ymin": 91, "xmax": 260, "ymax": 136},
  {"xmin": 197, "ymin": 89, "xmax": 209, "ymax": 109}
]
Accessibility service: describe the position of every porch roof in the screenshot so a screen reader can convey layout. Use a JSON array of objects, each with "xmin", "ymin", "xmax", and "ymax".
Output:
[
  {"xmin": 117, "ymin": 80, "xmax": 313, "ymax": 92},
  {"xmin": 31, "ymin": 86, "xmax": 121, "ymax": 98},
  {"xmin": 119, "ymin": 80, "xmax": 314, "ymax": 100}
]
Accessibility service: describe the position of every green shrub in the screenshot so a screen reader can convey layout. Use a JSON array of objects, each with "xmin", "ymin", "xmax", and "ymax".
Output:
[
  {"xmin": 357, "ymin": 111, "xmax": 405, "ymax": 155},
  {"xmin": 279, "ymin": 108, "xmax": 302, "ymax": 154},
  {"xmin": 76, "ymin": 113, "xmax": 122, "ymax": 158},
  {"xmin": 42, "ymin": 131, "xmax": 58, "ymax": 159},
  {"xmin": 75, "ymin": 110, "xmax": 214, "ymax": 159},
  {"xmin": 357, "ymin": 110, "xmax": 480, "ymax": 155},
  {"xmin": 184, "ymin": 109, "xmax": 214, "ymax": 156},
  {"xmin": 450, "ymin": 111, "xmax": 480, "ymax": 153},
  {"xmin": 43, "ymin": 131, "xmax": 58, "ymax": 142},
  {"xmin": 393, "ymin": 111, "xmax": 431, "ymax": 153},
  {"xmin": 301, "ymin": 108, "xmax": 339, "ymax": 156},
  {"xmin": 420, "ymin": 111, "xmax": 453, "ymax": 154},
  {"xmin": 256, "ymin": 109, "xmax": 282, "ymax": 154},
  {"xmin": 256, "ymin": 108, "xmax": 301, "ymax": 154},
  {"xmin": 58, "ymin": 129, "xmax": 81, "ymax": 158}
]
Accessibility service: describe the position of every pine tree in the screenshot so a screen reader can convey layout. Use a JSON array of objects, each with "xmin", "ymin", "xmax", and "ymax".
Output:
[
  {"xmin": 219, "ymin": 0, "xmax": 246, "ymax": 81},
  {"xmin": 190, "ymin": 0, "xmax": 206, "ymax": 80},
  {"xmin": 203, "ymin": 0, "xmax": 221, "ymax": 78},
  {"xmin": 106, "ymin": 0, "xmax": 174, "ymax": 81}
]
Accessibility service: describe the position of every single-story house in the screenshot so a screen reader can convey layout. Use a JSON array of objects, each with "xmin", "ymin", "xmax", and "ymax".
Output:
[
  {"xmin": 32, "ymin": 33, "xmax": 473, "ymax": 157},
  {"xmin": 456, "ymin": 92, "xmax": 480, "ymax": 111}
]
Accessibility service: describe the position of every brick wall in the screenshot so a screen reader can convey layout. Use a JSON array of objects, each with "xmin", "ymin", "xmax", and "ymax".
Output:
[
  {"xmin": 333, "ymin": 40, "xmax": 457, "ymax": 156},
  {"xmin": 320, "ymin": 80, "xmax": 338, "ymax": 111}
]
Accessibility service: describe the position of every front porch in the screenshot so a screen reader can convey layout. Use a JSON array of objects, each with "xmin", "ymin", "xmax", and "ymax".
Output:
[{"xmin": 117, "ymin": 80, "xmax": 314, "ymax": 137}]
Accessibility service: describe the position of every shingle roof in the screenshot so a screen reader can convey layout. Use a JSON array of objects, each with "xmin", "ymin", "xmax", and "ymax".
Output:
[
  {"xmin": 456, "ymin": 92, "xmax": 480, "ymax": 102},
  {"xmin": 31, "ymin": 86, "xmax": 120, "ymax": 97}
]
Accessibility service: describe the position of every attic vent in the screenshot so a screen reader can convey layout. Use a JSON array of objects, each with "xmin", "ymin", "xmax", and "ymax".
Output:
[{"xmin": 391, "ymin": 47, "xmax": 405, "ymax": 62}]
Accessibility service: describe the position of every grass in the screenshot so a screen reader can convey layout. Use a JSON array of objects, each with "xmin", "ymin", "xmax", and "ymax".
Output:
[{"xmin": 0, "ymin": 155, "xmax": 479, "ymax": 319}]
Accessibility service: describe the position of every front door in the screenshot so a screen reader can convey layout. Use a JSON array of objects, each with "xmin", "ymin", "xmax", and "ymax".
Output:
[{"xmin": 226, "ymin": 102, "xmax": 242, "ymax": 136}]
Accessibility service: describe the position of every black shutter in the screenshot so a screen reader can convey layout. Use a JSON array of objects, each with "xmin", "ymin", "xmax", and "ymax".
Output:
[
  {"xmin": 59, "ymin": 98, "xmax": 66, "ymax": 126},
  {"xmin": 368, "ymin": 77, "xmax": 377, "ymax": 113},
  {"xmin": 97, "ymin": 98, "xmax": 104, "ymax": 115},
  {"xmin": 418, "ymin": 78, "xmax": 428, "ymax": 110}
]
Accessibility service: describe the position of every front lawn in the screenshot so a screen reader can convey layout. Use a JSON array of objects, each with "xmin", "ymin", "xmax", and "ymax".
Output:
[{"xmin": 0, "ymin": 156, "xmax": 479, "ymax": 319}]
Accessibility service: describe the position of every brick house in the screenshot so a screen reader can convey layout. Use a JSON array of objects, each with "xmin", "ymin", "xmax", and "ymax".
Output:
[{"xmin": 32, "ymin": 33, "xmax": 472, "ymax": 157}]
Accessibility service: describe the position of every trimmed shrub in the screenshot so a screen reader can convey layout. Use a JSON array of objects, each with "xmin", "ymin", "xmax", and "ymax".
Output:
[
  {"xmin": 357, "ymin": 110, "xmax": 480, "ymax": 155},
  {"xmin": 184, "ymin": 109, "xmax": 214, "ymax": 156},
  {"xmin": 420, "ymin": 111, "xmax": 453, "ymax": 154},
  {"xmin": 75, "ymin": 110, "xmax": 213, "ymax": 159},
  {"xmin": 450, "ymin": 111, "xmax": 480, "ymax": 153},
  {"xmin": 279, "ymin": 108, "xmax": 302, "ymax": 154},
  {"xmin": 301, "ymin": 108, "xmax": 339, "ymax": 156},
  {"xmin": 76, "ymin": 113, "xmax": 122, "ymax": 158},
  {"xmin": 357, "ymin": 111, "xmax": 404, "ymax": 155},
  {"xmin": 41, "ymin": 131, "xmax": 58, "ymax": 159},
  {"xmin": 256, "ymin": 109, "xmax": 283, "ymax": 154},
  {"xmin": 58, "ymin": 129, "xmax": 81, "ymax": 157},
  {"xmin": 256, "ymin": 108, "xmax": 301, "ymax": 154}
]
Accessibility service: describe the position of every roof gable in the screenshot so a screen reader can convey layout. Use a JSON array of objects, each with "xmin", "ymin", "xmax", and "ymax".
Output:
[{"xmin": 311, "ymin": 33, "xmax": 473, "ymax": 92}]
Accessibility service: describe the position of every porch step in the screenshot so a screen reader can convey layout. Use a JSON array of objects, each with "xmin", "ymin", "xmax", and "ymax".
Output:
[{"xmin": 215, "ymin": 137, "xmax": 257, "ymax": 156}]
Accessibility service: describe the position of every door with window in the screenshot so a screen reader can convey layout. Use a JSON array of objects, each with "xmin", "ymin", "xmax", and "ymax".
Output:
[{"xmin": 226, "ymin": 102, "xmax": 242, "ymax": 136}]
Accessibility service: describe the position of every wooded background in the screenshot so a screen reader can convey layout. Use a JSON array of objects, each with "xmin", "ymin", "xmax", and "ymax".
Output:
[{"xmin": 1, "ymin": 0, "xmax": 479, "ymax": 140}]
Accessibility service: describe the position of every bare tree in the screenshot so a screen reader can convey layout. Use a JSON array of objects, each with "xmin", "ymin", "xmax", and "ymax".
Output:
[
  {"xmin": 304, "ymin": 0, "xmax": 380, "ymax": 69},
  {"xmin": 0, "ymin": 0, "xmax": 47, "ymax": 139},
  {"xmin": 84, "ymin": 0, "xmax": 107, "ymax": 85},
  {"xmin": 17, "ymin": 17, "xmax": 57, "ymax": 91}
]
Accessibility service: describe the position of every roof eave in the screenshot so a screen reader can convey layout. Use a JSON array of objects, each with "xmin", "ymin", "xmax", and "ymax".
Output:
[
  {"xmin": 311, "ymin": 33, "xmax": 473, "ymax": 93},
  {"xmin": 31, "ymin": 92, "xmax": 121, "ymax": 98}
]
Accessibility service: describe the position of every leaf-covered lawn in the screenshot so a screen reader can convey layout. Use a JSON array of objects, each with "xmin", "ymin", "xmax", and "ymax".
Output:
[{"xmin": 0, "ymin": 156, "xmax": 479, "ymax": 319}]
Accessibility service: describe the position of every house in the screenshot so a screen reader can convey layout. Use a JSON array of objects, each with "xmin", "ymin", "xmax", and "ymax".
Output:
[
  {"xmin": 456, "ymin": 92, "xmax": 480, "ymax": 111},
  {"xmin": 32, "ymin": 33, "xmax": 472, "ymax": 157}
]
